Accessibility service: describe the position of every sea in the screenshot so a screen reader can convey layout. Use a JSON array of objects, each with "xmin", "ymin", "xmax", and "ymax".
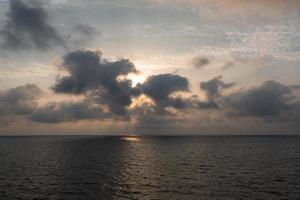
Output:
[{"xmin": 0, "ymin": 136, "xmax": 300, "ymax": 200}]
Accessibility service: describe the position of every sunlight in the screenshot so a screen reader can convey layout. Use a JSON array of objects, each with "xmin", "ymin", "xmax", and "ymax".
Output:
[
  {"xmin": 122, "ymin": 136, "xmax": 140, "ymax": 142},
  {"xmin": 128, "ymin": 74, "xmax": 146, "ymax": 87}
]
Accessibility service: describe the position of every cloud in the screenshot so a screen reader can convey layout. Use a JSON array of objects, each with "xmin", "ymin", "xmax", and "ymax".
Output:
[
  {"xmin": 30, "ymin": 101, "xmax": 104, "ymax": 123},
  {"xmin": 197, "ymin": 101, "xmax": 219, "ymax": 110},
  {"xmin": 0, "ymin": 84, "xmax": 44, "ymax": 121},
  {"xmin": 0, "ymin": 84, "xmax": 113, "ymax": 124},
  {"xmin": 139, "ymin": 73, "xmax": 189, "ymax": 110},
  {"xmin": 192, "ymin": 56, "xmax": 210, "ymax": 69},
  {"xmin": 0, "ymin": 0, "xmax": 64, "ymax": 51},
  {"xmin": 197, "ymin": 79, "xmax": 300, "ymax": 123},
  {"xmin": 280, "ymin": 101, "xmax": 300, "ymax": 123},
  {"xmin": 53, "ymin": 49, "xmax": 139, "ymax": 115},
  {"xmin": 290, "ymin": 85, "xmax": 300, "ymax": 90},
  {"xmin": 199, "ymin": 76, "xmax": 235, "ymax": 109},
  {"xmin": 153, "ymin": 0, "xmax": 300, "ymax": 18},
  {"xmin": 223, "ymin": 80, "xmax": 293, "ymax": 117},
  {"xmin": 67, "ymin": 23, "xmax": 99, "ymax": 47},
  {"xmin": 74, "ymin": 24, "xmax": 97, "ymax": 38}
]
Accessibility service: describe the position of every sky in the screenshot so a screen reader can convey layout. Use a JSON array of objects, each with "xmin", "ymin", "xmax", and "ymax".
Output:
[{"xmin": 0, "ymin": 0, "xmax": 299, "ymax": 135}]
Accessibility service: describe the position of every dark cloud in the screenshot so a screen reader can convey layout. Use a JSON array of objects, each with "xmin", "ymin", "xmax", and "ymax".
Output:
[
  {"xmin": 198, "ymin": 101, "xmax": 219, "ymax": 109},
  {"xmin": 130, "ymin": 101, "xmax": 188, "ymax": 135},
  {"xmin": 74, "ymin": 24, "xmax": 97, "ymax": 38},
  {"xmin": 280, "ymin": 101, "xmax": 300, "ymax": 123},
  {"xmin": 192, "ymin": 56, "xmax": 210, "ymax": 69},
  {"xmin": 139, "ymin": 74, "xmax": 189, "ymax": 110},
  {"xmin": 26, "ymin": 79, "xmax": 300, "ymax": 125},
  {"xmin": 30, "ymin": 101, "xmax": 104, "ymax": 123},
  {"xmin": 289, "ymin": 85, "xmax": 300, "ymax": 90},
  {"xmin": 67, "ymin": 23, "xmax": 99, "ymax": 47},
  {"xmin": 51, "ymin": 50, "xmax": 194, "ymax": 117},
  {"xmin": 0, "ymin": 78, "xmax": 299, "ymax": 133},
  {"xmin": 0, "ymin": 0, "xmax": 64, "ymax": 51},
  {"xmin": 199, "ymin": 76, "xmax": 235, "ymax": 109},
  {"xmin": 0, "ymin": 84, "xmax": 44, "ymax": 121},
  {"xmin": 223, "ymin": 80, "xmax": 293, "ymax": 117},
  {"xmin": 53, "ymin": 49, "xmax": 139, "ymax": 115}
]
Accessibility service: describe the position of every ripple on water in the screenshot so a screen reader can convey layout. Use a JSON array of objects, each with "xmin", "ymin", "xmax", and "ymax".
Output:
[{"xmin": 0, "ymin": 136, "xmax": 300, "ymax": 200}]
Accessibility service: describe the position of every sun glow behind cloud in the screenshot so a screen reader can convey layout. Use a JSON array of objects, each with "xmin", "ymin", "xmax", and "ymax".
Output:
[{"xmin": 128, "ymin": 73, "xmax": 146, "ymax": 87}]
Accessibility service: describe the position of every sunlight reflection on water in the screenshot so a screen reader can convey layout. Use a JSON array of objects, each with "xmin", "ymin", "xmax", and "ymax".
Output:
[{"xmin": 121, "ymin": 136, "xmax": 140, "ymax": 142}]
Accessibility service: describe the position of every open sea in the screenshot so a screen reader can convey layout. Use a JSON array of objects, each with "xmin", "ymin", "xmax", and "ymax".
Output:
[{"xmin": 0, "ymin": 136, "xmax": 300, "ymax": 200}]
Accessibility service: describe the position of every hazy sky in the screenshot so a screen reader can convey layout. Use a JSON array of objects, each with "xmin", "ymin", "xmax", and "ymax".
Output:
[{"xmin": 0, "ymin": 0, "xmax": 299, "ymax": 135}]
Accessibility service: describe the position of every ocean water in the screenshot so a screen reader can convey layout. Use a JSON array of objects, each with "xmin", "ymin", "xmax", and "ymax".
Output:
[{"xmin": 0, "ymin": 136, "xmax": 300, "ymax": 200}]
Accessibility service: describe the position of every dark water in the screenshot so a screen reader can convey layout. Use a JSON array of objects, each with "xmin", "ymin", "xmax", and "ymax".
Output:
[{"xmin": 0, "ymin": 136, "xmax": 300, "ymax": 200}]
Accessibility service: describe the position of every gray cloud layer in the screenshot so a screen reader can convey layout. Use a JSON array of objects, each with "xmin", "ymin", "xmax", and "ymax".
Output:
[
  {"xmin": 0, "ymin": 84, "xmax": 43, "ymax": 122},
  {"xmin": 30, "ymin": 101, "xmax": 103, "ymax": 123},
  {"xmin": 0, "ymin": 0, "xmax": 64, "ymax": 51},
  {"xmin": 0, "ymin": 49, "xmax": 299, "ymax": 133},
  {"xmin": 223, "ymin": 80, "xmax": 293, "ymax": 118}
]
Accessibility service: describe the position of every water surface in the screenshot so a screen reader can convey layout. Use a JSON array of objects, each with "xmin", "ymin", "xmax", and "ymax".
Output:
[{"xmin": 0, "ymin": 136, "xmax": 300, "ymax": 199}]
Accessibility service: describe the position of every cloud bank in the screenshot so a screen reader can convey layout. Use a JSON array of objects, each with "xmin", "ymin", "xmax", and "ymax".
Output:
[
  {"xmin": 0, "ymin": 84, "xmax": 44, "ymax": 122},
  {"xmin": 223, "ymin": 80, "xmax": 294, "ymax": 118},
  {"xmin": 0, "ymin": 50, "xmax": 299, "ymax": 135},
  {"xmin": 30, "ymin": 101, "xmax": 103, "ymax": 123}
]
